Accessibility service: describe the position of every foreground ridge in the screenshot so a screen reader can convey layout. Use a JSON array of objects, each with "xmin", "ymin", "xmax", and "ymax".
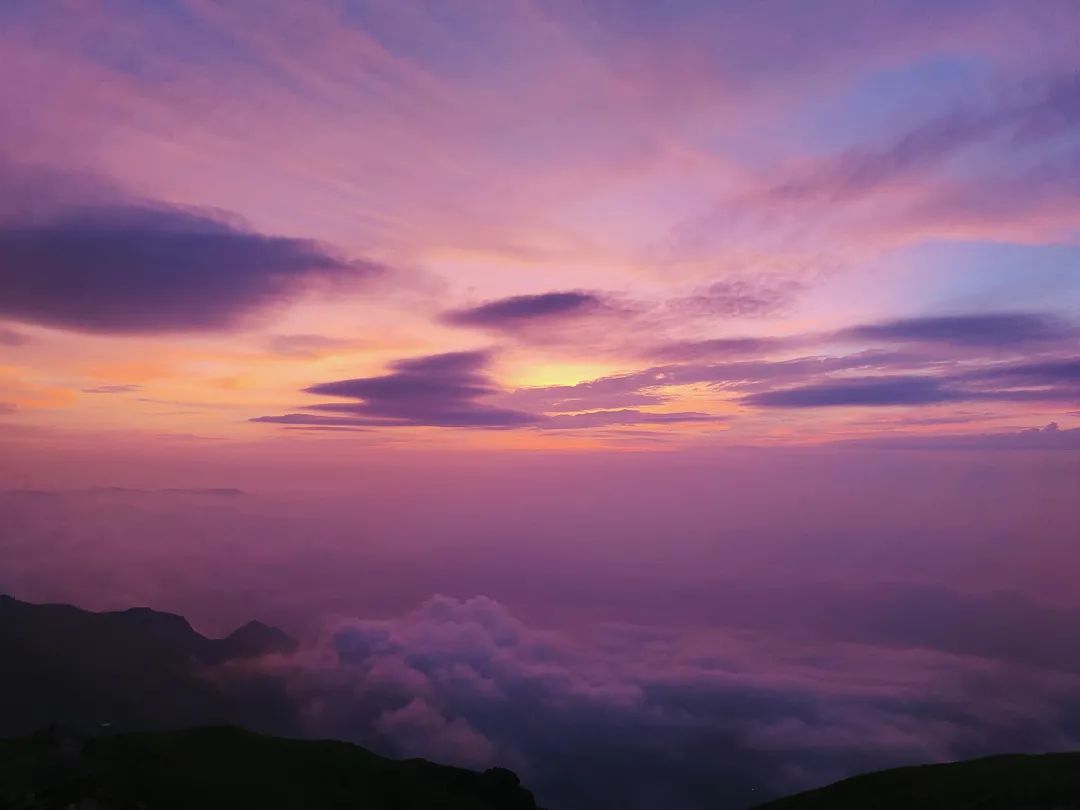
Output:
[
  {"xmin": 0, "ymin": 725, "xmax": 542, "ymax": 810},
  {"xmin": 755, "ymin": 751, "xmax": 1080, "ymax": 810}
]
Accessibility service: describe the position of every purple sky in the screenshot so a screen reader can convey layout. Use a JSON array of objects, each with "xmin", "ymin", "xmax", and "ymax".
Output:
[{"xmin": 1, "ymin": 2, "xmax": 1079, "ymax": 808}]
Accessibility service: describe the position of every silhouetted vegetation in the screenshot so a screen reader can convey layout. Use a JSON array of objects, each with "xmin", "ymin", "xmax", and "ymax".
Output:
[
  {"xmin": 0, "ymin": 725, "xmax": 541, "ymax": 810},
  {"xmin": 756, "ymin": 752, "xmax": 1080, "ymax": 809}
]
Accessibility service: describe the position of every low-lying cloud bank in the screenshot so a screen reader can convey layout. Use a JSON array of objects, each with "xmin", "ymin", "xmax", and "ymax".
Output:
[
  {"xmin": 4, "ymin": 473, "xmax": 1079, "ymax": 810},
  {"xmin": 231, "ymin": 594, "xmax": 1080, "ymax": 810}
]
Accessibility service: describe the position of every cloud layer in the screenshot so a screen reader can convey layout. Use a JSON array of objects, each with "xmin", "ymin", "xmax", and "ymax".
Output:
[{"xmin": 247, "ymin": 593, "xmax": 1080, "ymax": 810}]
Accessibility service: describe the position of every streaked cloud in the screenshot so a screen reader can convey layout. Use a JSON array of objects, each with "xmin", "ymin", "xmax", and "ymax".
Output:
[
  {"xmin": 257, "ymin": 351, "xmax": 537, "ymax": 429},
  {"xmin": 444, "ymin": 292, "xmax": 606, "ymax": 330},
  {"xmin": 81, "ymin": 384, "xmax": 143, "ymax": 394},
  {"xmin": 840, "ymin": 313, "xmax": 1075, "ymax": 348}
]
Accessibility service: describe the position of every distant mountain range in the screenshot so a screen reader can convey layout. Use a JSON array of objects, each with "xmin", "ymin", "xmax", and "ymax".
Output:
[{"xmin": 0, "ymin": 594, "xmax": 299, "ymax": 738}]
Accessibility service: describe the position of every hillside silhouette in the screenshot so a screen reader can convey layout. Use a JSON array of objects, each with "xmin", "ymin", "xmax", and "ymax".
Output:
[
  {"xmin": 756, "ymin": 752, "xmax": 1080, "ymax": 810},
  {"xmin": 0, "ymin": 595, "xmax": 297, "ymax": 738},
  {"xmin": 0, "ymin": 725, "xmax": 540, "ymax": 810}
]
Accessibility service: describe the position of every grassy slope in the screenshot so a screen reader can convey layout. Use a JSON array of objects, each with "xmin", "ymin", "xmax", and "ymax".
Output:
[
  {"xmin": 755, "ymin": 752, "xmax": 1080, "ymax": 810},
  {"xmin": 0, "ymin": 725, "xmax": 540, "ymax": 810}
]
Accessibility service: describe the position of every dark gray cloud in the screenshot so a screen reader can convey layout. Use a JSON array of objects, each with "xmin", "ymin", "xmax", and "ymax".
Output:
[
  {"xmin": 744, "ymin": 366, "xmax": 1080, "ymax": 408},
  {"xmin": 444, "ymin": 292, "xmax": 604, "ymax": 330},
  {"xmin": 841, "ymin": 313, "xmax": 1075, "ymax": 348},
  {"xmin": 258, "ymin": 351, "xmax": 538, "ymax": 429},
  {"xmin": 0, "ymin": 168, "xmax": 376, "ymax": 334},
  {"xmin": 745, "ymin": 376, "xmax": 962, "ymax": 408},
  {"xmin": 962, "ymin": 358, "xmax": 1080, "ymax": 385}
]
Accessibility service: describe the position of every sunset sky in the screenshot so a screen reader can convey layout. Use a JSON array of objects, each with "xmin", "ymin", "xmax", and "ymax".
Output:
[
  {"xmin": 1, "ymin": 3, "xmax": 1079, "ymax": 808},
  {"xmin": 1, "ymin": 0, "xmax": 1078, "ymax": 455}
]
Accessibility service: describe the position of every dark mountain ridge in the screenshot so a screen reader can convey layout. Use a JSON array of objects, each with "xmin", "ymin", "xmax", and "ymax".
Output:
[
  {"xmin": 0, "ymin": 596, "xmax": 542, "ymax": 807},
  {"xmin": 0, "ymin": 725, "xmax": 541, "ymax": 810},
  {"xmin": 755, "ymin": 751, "xmax": 1080, "ymax": 810},
  {"xmin": 0, "ymin": 594, "xmax": 298, "ymax": 738}
]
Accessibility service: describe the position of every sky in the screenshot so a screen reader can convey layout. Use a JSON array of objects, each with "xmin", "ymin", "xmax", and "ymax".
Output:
[{"xmin": 0, "ymin": 2, "xmax": 1079, "ymax": 809}]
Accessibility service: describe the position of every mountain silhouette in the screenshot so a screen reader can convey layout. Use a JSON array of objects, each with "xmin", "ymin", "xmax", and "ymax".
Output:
[
  {"xmin": 756, "ymin": 752, "xmax": 1080, "ymax": 809},
  {"xmin": 0, "ymin": 595, "xmax": 298, "ymax": 738},
  {"xmin": 0, "ymin": 725, "xmax": 540, "ymax": 809}
]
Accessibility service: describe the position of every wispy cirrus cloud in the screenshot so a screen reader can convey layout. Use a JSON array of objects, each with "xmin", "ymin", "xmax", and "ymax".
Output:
[
  {"xmin": 651, "ymin": 337, "xmax": 793, "ymax": 362},
  {"xmin": 545, "ymin": 409, "xmax": 720, "ymax": 430},
  {"xmin": 265, "ymin": 334, "xmax": 355, "ymax": 358},
  {"xmin": 666, "ymin": 278, "xmax": 804, "ymax": 319},
  {"xmin": 0, "ymin": 327, "xmax": 30, "ymax": 346},
  {"xmin": 675, "ymin": 71, "xmax": 1080, "ymax": 264},
  {"xmin": 441, "ymin": 281, "xmax": 807, "ymax": 355},
  {"xmin": 770, "ymin": 74, "xmax": 1080, "ymax": 204},
  {"xmin": 81, "ymin": 384, "xmax": 143, "ymax": 395}
]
